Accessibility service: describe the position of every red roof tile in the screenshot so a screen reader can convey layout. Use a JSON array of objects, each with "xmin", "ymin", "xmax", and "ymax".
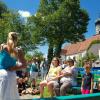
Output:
[{"xmin": 61, "ymin": 34, "xmax": 100, "ymax": 55}]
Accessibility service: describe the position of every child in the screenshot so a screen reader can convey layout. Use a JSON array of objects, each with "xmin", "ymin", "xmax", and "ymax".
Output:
[{"xmin": 81, "ymin": 61, "xmax": 94, "ymax": 94}]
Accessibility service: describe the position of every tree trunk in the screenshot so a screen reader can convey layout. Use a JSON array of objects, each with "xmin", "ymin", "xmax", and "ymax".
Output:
[
  {"xmin": 54, "ymin": 40, "xmax": 63, "ymax": 58},
  {"xmin": 47, "ymin": 43, "xmax": 53, "ymax": 70}
]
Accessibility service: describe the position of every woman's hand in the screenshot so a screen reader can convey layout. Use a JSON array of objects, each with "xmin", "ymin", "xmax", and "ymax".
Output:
[
  {"xmin": 90, "ymin": 89, "xmax": 93, "ymax": 93},
  {"xmin": 81, "ymin": 87, "xmax": 83, "ymax": 93}
]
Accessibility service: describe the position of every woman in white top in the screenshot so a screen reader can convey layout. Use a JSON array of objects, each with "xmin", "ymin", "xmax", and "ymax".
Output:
[{"xmin": 54, "ymin": 59, "xmax": 78, "ymax": 96}]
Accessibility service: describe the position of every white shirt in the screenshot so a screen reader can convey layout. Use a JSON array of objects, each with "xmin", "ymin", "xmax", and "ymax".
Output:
[{"xmin": 60, "ymin": 66, "xmax": 77, "ymax": 86}]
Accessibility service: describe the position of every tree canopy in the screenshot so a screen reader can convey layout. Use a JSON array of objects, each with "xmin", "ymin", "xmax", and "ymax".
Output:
[
  {"xmin": 0, "ymin": 1, "xmax": 34, "ymax": 52},
  {"xmin": 28, "ymin": 0, "xmax": 89, "ymax": 64},
  {"xmin": 0, "ymin": 0, "xmax": 90, "ymax": 64}
]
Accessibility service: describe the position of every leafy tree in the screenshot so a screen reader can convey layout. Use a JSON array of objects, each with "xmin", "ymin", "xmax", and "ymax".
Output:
[
  {"xmin": 33, "ymin": 50, "xmax": 44, "ymax": 61},
  {"xmin": 0, "ymin": 11, "xmax": 24, "ymax": 43},
  {"xmin": 25, "ymin": 53, "xmax": 33, "ymax": 61},
  {"xmin": 83, "ymin": 52, "xmax": 98, "ymax": 62},
  {"xmin": 0, "ymin": 1, "xmax": 37, "ymax": 55},
  {"xmin": 28, "ymin": 0, "xmax": 64, "ymax": 64},
  {"xmin": 18, "ymin": 23, "xmax": 36, "ymax": 52},
  {"xmin": 0, "ymin": 1, "xmax": 9, "ymax": 43},
  {"xmin": 48, "ymin": 0, "xmax": 89, "ymax": 57},
  {"xmin": 77, "ymin": 52, "xmax": 98, "ymax": 67},
  {"xmin": 28, "ymin": 0, "xmax": 89, "ymax": 65},
  {"xmin": 0, "ymin": 10, "xmax": 32, "ymax": 52},
  {"xmin": 76, "ymin": 55, "xmax": 83, "ymax": 67},
  {"xmin": 0, "ymin": 1, "xmax": 8, "ymax": 18}
]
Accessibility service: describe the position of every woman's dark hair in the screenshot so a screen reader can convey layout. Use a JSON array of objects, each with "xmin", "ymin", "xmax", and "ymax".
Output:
[
  {"xmin": 11, "ymin": 33, "xmax": 18, "ymax": 42},
  {"xmin": 67, "ymin": 59, "xmax": 74, "ymax": 65}
]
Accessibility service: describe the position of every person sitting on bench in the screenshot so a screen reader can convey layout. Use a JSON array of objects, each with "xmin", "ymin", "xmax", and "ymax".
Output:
[
  {"xmin": 39, "ymin": 57, "xmax": 62, "ymax": 98},
  {"xmin": 54, "ymin": 59, "xmax": 78, "ymax": 96}
]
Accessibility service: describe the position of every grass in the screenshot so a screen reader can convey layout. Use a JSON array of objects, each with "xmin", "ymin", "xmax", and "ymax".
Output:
[
  {"xmin": 43, "ymin": 87, "xmax": 51, "ymax": 97},
  {"xmin": 36, "ymin": 78, "xmax": 51, "ymax": 98}
]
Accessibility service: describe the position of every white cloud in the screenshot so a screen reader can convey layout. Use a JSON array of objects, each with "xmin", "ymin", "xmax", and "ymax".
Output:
[
  {"xmin": 18, "ymin": 10, "xmax": 31, "ymax": 18},
  {"xmin": 34, "ymin": 13, "xmax": 37, "ymax": 16}
]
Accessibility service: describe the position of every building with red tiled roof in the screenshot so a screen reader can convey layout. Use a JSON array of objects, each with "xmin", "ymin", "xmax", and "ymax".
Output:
[{"xmin": 61, "ymin": 19, "xmax": 100, "ymax": 61}]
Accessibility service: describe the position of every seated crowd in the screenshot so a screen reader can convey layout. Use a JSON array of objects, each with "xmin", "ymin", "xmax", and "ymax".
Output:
[
  {"xmin": 40, "ymin": 57, "xmax": 78, "ymax": 97},
  {"xmin": 16, "ymin": 58, "xmax": 40, "ymax": 96},
  {"xmin": 16, "ymin": 57, "xmax": 100, "ymax": 97},
  {"xmin": 16, "ymin": 71, "xmax": 40, "ymax": 96}
]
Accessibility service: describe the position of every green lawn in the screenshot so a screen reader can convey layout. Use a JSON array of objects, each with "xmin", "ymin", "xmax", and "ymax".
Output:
[
  {"xmin": 43, "ymin": 87, "xmax": 51, "ymax": 97},
  {"xmin": 36, "ymin": 78, "xmax": 51, "ymax": 98}
]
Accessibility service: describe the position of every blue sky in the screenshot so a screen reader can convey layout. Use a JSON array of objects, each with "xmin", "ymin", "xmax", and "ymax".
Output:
[
  {"xmin": 80, "ymin": 0, "xmax": 100, "ymax": 37},
  {"xmin": 2, "ymin": 0, "xmax": 40, "ymax": 14},
  {"xmin": 1, "ymin": 0, "xmax": 100, "ymax": 56}
]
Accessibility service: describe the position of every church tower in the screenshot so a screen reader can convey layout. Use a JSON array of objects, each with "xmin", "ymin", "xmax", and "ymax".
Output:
[{"xmin": 95, "ymin": 18, "xmax": 100, "ymax": 34}]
